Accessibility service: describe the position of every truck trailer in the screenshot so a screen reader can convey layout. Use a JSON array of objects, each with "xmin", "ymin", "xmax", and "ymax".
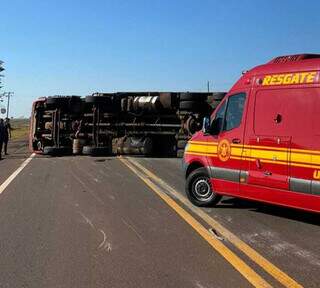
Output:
[{"xmin": 30, "ymin": 91, "xmax": 225, "ymax": 157}]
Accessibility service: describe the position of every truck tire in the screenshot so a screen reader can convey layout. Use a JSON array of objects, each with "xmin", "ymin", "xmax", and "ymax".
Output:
[
  {"xmin": 82, "ymin": 146, "xmax": 111, "ymax": 156},
  {"xmin": 177, "ymin": 149, "xmax": 185, "ymax": 158},
  {"xmin": 69, "ymin": 96, "xmax": 82, "ymax": 114},
  {"xmin": 46, "ymin": 97, "xmax": 69, "ymax": 108},
  {"xmin": 85, "ymin": 95, "xmax": 117, "ymax": 113},
  {"xmin": 85, "ymin": 95, "xmax": 113, "ymax": 105},
  {"xmin": 184, "ymin": 115, "xmax": 201, "ymax": 135},
  {"xmin": 177, "ymin": 140, "xmax": 188, "ymax": 149},
  {"xmin": 185, "ymin": 167, "xmax": 222, "ymax": 207},
  {"xmin": 180, "ymin": 93, "xmax": 207, "ymax": 102},
  {"xmin": 179, "ymin": 101, "xmax": 209, "ymax": 112},
  {"xmin": 43, "ymin": 146, "xmax": 72, "ymax": 156}
]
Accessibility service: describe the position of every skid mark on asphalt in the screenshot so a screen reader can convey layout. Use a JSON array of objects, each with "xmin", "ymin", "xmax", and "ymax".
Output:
[
  {"xmin": 242, "ymin": 230, "xmax": 320, "ymax": 267},
  {"xmin": 98, "ymin": 229, "xmax": 112, "ymax": 252},
  {"xmin": 69, "ymin": 169, "xmax": 105, "ymax": 205},
  {"xmin": 265, "ymin": 231, "xmax": 319, "ymax": 267},
  {"xmin": 78, "ymin": 211, "xmax": 95, "ymax": 229},
  {"xmin": 98, "ymin": 229, "xmax": 107, "ymax": 248},
  {"xmin": 75, "ymin": 206, "xmax": 112, "ymax": 253},
  {"xmin": 70, "ymin": 160, "xmax": 118, "ymax": 203},
  {"xmin": 91, "ymin": 159, "xmax": 124, "ymax": 178},
  {"xmin": 194, "ymin": 281, "xmax": 209, "ymax": 288},
  {"xmin": 98, "ymin": 169, "xmax": 110, "ymax": 177},
  {"xmin": 71, "ymin": 161, "xmax": 104, "ymax": 184},
  {"xmin": 121, "ymin": 218, "xmax": 146, "ymax": 243}
]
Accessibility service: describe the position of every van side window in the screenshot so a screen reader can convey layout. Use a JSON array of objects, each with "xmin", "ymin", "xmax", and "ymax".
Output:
[{"xmin": 224, "ymin": 93, "xmax": 246, "ymax": 131}]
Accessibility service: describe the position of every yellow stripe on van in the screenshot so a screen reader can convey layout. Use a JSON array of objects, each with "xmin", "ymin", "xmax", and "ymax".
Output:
[
  {"xmin": 250, "ymin": 149, "xmax": 288, "ymax": 162},
  {"xmin": 186, "ymin": 141, "xmax": 320, "ymax": 169},
  {"xmin": 188, "ymin": 140, "xmax": 218, "ymax": 146},
  {"xmin": 207, "ymin": 145, "xmax": 218, "ymax": 154},
  {"xmin": 230, "ymin": 147, "xmax": 243, "ymax": 157},
  {"xmin": 311, "ymin": 154, "xmax": 320, "ymax": 165},
  {"xmin": 187, "ymin": 144, "xmax": 209, "ymax": 154},
  {"xmin": 190, "ymin": 141, "xmax": 320, "ymax": 156},
  {"xmin": 291, "ymin": 152, "xmax": 312, "ymax": 165}
]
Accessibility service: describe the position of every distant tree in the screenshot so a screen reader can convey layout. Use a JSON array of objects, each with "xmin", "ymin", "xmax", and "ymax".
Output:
[
  {"xmin": 0, "ymin": 60, "xmax": 4, "ymax": 90},
  {"xmin": 0, "ymin": 60, "xmax": 4, "ymax": 74}
]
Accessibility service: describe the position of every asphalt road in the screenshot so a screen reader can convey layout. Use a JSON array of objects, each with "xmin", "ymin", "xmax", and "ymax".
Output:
[{"xmin": 0, "ymin": 139, "xmax": 319, "ymax": 287}]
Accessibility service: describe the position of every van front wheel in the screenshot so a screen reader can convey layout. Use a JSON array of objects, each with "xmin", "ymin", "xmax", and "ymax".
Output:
[{"xmin": 186, "ymin": 167, "xmax": 222, "ymax": 207}]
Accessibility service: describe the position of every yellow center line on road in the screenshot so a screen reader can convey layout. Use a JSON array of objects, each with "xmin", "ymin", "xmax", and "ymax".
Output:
[
  {"xmin": 119, "ymin": 157, "xmax": 272, "ymax": 288},
  {"xmin": 123, "ymin": 157, "xmax": 303, "ymax": 288}
]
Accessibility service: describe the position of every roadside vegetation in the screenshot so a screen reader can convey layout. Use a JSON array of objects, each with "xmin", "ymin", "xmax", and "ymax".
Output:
[{"xmin": 10, "ymin": 118, "xmax": 29, "ymax": 140}]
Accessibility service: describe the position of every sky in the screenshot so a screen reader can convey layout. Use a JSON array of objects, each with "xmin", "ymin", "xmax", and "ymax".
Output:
[{"xmin": 0, "ymin": 0, "xmax": 319, "ymax": 117}]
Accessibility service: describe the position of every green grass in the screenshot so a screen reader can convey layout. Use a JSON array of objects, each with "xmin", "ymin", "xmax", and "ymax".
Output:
[{"xmin": 10, "ymin": 118, "xmax": 30, "ymax": 140}]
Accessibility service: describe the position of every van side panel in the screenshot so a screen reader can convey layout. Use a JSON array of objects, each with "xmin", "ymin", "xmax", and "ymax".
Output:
[
  {"xmin": 289, "ymin": 87, "xmax": 320, "ymax": 198},
  {"xmin": 239, "ymin": 184, "xmax": 320, "ymax": 213},
  {"xmin": 239, "ymin": 82, "xmax": 320, "ymax": 211}
]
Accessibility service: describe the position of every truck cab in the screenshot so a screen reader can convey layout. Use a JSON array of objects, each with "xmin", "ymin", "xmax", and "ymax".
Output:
[{"xmin": 184, "ymin": 54, "xmax": 320, "ymax": 213}]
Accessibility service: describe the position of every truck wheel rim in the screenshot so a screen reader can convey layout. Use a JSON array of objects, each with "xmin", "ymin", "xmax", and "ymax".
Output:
[{"xmin": 193, "ymin": 178, "xmax": 212, "ymax": 201}]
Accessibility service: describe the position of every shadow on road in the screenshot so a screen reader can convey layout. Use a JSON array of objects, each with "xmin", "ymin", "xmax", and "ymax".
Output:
[{"xmin": 218, "ymin": 198, "xmax": 320, "ymax": 226}]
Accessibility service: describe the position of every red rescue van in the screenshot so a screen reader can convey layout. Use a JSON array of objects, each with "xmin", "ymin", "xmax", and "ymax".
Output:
[{"xmin": 183, "ymin": 54, "xmax": 320, "ymax": 213}]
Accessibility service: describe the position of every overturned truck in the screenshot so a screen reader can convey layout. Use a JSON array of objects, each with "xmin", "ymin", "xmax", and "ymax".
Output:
[{"xmin": 30, "ymin": 92, "xmax": 225, "ymax": 157}]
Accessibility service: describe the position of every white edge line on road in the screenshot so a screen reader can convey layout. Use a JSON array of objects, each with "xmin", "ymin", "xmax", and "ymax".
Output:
[{"xmin": 0, "ymin": 153, "xmax": 35, "ymax": 194}]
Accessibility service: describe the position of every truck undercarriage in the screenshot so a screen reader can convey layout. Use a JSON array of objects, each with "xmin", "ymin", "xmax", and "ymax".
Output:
[{"xmin": 30, "ymin": 92, "xmax": 225, "ymax": 157}]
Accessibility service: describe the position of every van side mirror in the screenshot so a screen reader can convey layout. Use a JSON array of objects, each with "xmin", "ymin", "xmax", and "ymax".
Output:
[{"xmin": 202, "ymin": 117, "xmax": 210, "ymax": 134}]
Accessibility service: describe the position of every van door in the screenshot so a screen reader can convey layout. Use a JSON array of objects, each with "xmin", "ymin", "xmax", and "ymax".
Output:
[
  {"xmin": 247, "ymin": 89, "xmax": 290, "ymax": 190},
  {"xmin": 247, "ymin": 137, "xmax": 290, "ymax": 190},
  {"xmin": 207, "ymin": 92, "xmax": 247, "ymax": 194}
]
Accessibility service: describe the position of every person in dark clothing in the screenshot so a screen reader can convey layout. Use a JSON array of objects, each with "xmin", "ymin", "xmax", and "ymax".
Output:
[
  {"xmin": 3, "ymin": 118, "xmax": 11, "ymax": 155},
  {"xmin": 0, "ymin": 119, "xmax": 4, "ymax": 160}
]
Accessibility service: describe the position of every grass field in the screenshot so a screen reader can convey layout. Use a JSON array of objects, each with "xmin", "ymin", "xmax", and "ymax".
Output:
[{"xmin": 10, "ymin": 119, "xmax": 30, "ymax": 140}]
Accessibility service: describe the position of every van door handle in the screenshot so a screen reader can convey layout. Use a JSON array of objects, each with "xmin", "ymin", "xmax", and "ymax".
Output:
[
  {"xmin": 264, "ymin": 171, "xmax": 272, "ymax": 176},
  {"xmin": 232, "ymin": 138, "xmax": 241, "ymax": 144}
]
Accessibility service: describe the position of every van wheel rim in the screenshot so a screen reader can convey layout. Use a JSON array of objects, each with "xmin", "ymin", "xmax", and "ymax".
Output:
[{"xmin": 193, "ymin": 178, "xmax": 212, "ymax": 200}]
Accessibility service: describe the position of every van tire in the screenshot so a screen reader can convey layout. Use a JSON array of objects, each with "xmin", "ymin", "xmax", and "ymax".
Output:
[{"xmin": 186, "ymin": 167, "xmax": 222, "ymax": 207}]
